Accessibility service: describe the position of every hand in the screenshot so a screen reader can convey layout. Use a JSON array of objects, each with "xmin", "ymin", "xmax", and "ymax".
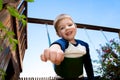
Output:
[{"xmin": 41, "ymin": 44, "xmax": 64, "ymax": 65}]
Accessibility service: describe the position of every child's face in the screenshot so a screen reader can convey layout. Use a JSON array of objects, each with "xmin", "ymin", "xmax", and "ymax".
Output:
[{"xmin": 56, "ymin": 18, "xmax": 77, "ymax": 42}]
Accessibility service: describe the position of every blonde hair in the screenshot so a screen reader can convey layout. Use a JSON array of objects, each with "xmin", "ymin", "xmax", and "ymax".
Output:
[{"xmin": 53, "ymin": 14, "xmax": 74, "ymax": 32}]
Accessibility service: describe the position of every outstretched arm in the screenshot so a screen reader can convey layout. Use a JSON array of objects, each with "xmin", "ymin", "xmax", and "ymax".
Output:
[{"xmin": 41, "ymin": 44, "xmax": 64, "ymax": 65}]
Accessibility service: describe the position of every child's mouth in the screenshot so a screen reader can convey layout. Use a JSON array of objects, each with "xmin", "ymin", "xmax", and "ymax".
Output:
[{"xmin": 66, "ymin": 31, "xmax": 72, "ymax": 36}]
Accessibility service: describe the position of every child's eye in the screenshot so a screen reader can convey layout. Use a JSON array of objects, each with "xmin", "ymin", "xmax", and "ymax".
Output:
[
  {"xmin": 60, "ymin": 26, "xmax": 65, "ymax": 30},
  {"xmin": 68, "ymin": 24, "xmax": 73, "ymax": 27}
]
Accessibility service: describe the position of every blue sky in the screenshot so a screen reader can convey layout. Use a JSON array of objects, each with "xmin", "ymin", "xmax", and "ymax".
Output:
[{"xmin": 20, "ymin": 0, "xmax": 120, "ymax": 77}]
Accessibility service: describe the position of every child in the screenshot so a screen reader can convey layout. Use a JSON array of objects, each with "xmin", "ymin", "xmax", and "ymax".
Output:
[{"xmin": 41, "ymin": 14, "xmax": 95, "ymax": 80}]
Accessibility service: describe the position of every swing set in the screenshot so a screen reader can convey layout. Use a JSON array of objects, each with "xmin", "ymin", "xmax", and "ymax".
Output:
[
  {"xmin": 27, "ymin": 17, "xmax": 120, "ymax": 79},
  {"xmin": 27, "ymin": 17, "xmax": 120, "ymax": 43}
]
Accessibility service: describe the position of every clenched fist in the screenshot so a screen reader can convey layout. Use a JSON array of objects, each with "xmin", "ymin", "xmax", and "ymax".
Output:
[{"xmin": 41, "ymin": 44, "xmax": 64, "ymax": 65}]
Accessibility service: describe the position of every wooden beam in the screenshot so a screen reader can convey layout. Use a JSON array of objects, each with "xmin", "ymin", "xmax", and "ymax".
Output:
[
  {"xmin": 28, "ymin": 17, "xmax": 53, "ymax": 25},
  {"xmin": 27, "ymin": 17, "xmax": 120, "ymax": 33},
  {"xmin": 76, "ymin": 23, "xmax": 120, "ymax": 33}
]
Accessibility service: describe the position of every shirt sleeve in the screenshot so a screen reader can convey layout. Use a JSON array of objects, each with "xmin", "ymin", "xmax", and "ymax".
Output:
[
  {"xmin": 83, "ymin": 43, "xmax": 95, "ymax": 80},
  {"xmin": 50, "ymin": 38, "xmax": 68, "ymax": 52}
]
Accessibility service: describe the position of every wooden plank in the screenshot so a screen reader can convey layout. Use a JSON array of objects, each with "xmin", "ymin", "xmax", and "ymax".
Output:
[
  {"xmin": 3, "ymin": 48, "xmax": 11, "ymax": 71},
  {"xmin": 18, "ymin": 1, "xmax": 26, "ymax": 14},
  {"xmin": 0, "ymin": 39, "xmax": 8, "ymax": 61},
  {"xmin": 27, "ymin": 17, "xmax": 120, "ymax": 33},
  {"xmin": 0, "ymin": 10, "xmax": 10, "ymax": 25},
  {"xmin": 22, "ymin": 1, "xmax": 28, "ymax": 49},
  {"xmin": 3, "ymin": 0, "xmax": 20, "ymax": 4},
  {"xmin": 5, "ymin": 0, "xmax": 21, "ymax": 8},
  {"xmin": 0, "ymin": 46, "xmax": 10, "ymax": 70},
  {"xmin": 21, "ymin": 38, "xmax": 26, "ymax": 60}
]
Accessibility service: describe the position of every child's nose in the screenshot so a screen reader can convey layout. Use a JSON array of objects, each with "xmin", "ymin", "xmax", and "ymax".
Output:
[{"xmin": 66, "ymin": 26, "xmax": 70, "ymax": 29}]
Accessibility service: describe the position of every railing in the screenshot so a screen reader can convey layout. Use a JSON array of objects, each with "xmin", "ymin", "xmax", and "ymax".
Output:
[
  {"xmin": 19, "ymin": 76, "xmax": 100, "ymax": 80},
  {"xmin": 19, "ymin": 76, "xmax": 59, "ymax": 80}
]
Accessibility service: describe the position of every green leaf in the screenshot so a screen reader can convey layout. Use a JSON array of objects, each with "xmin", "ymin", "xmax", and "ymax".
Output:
[
  {"xmin": 9, "ymin": 37, "xmax": 13, "ymax": 44},
  {"xmin": 6, "ymin": 31, "xmax": 15, "ymax": 37},
  {"xmin": 8, "ymin": 38, "xmax": 18, "ymax": 50},
  {"xmin": 21, "ymin": 15, "xmax": 26, "ymax": 19},
  {"xmin": 0, "ymin": 0, "xmax": 3, "ymax": 11},
  {"xmin": 12, "ymin": 38, "xmax": 18, "ymax": 44},
  {"xmin": 0, "ymin": 68, "xmax": 6, "ymax": 80},
  {"xmin": 0, "ymin": 46, "xmax": 3, "ymax": 52},
  {"xmin": 22, "ymin": 19, "xmax": 27, "ymax": 26},
  {"xmin": 0, "ymin": 22, "xmax": 5, "ymax": 29},
  {"xmin": 7, "ymin": 6, "xmax": 20, "ymax": 19},
  {"xmin": 12, "ymin": 39, "xmax": 18, "ymax": 50},
  {"xmin": 25, "ymin": 0, "xmax": 34, "ymax": 2}
]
